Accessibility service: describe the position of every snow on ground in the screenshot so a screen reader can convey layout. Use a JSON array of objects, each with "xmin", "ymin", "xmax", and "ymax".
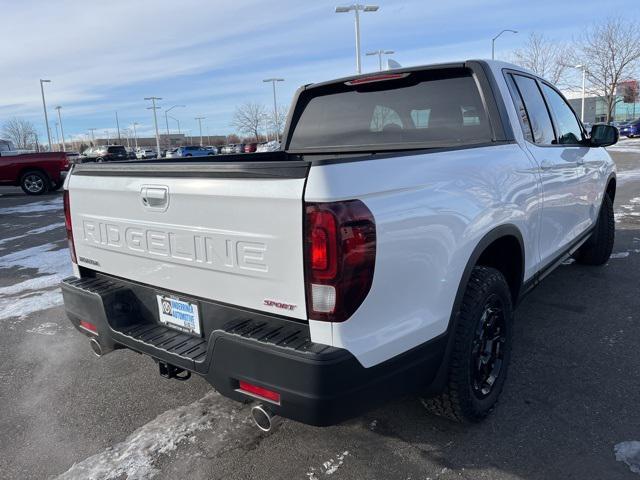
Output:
[
  {"xmin": 56, "ymin": 391, "xmax": 255, "ymax": 480},
  {"xmin": 307, "ymin": 451, "xmax": 351, "ymax": 479},
  {"xmin": 607, "ymin": 138, "xmax": 640, "ymax": 154},
  {"xmin": 0, "ymin": 243, "xmax": 71, "ymax": 322},
  {"xmin": 615, "ymin": 441, "xmax": 640, "ymax": 474},
  {"xmin": 0, "ymin": 197, "xmax": 62, "ymax": 215},
  {"xmin": 0, "ymin": 222, "xmax": 64, "ymax": 247}
]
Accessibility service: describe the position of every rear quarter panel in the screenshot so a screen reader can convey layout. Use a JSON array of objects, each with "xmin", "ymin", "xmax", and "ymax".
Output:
[{"xmin": 305, "ymin": 144, "xmax": 542, "ymax": 367}]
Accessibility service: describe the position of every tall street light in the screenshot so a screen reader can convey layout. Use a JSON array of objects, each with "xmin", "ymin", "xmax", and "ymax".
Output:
[
  {"xmin": 195, "ymin": 117, "xmax": 205, "ymax": 146},
  {"xmin": 574, "ymin": 64, "xmax": 588, "ymax": 123},
  {"xmin": 165, "ymin": 105, "xmax": 185, "ymax": 149},
  {"xmin": 366, "ymin": 49, "xmax": 394, "ymax": 71},
  {"xmin": 168, "ymin": 115, "xmax": 181, "ymax": 135},
  {"xmin": 55, "ymin": 106, "xmax": 66, "ymax": 152},
  {"xmin": 335, "ymin": 4, "xmax": 379, "ymax": 74},
  {"xmin": 263, "ymin": 78, "xmax": 284, "ymax": 142},
  {"xmin": 132, "ymin": 122, "xmax": 139, "ymax": 149},
  {"xmin": 54, "ymin": 122, "xmax": 61, "ymax": 150},
  {"xmin": 88, "ymin": 128, "xmax": 97, "ymax": 144},
  {"xmin": 145, "ymin": 97, "xmax": 163, "ymax": 155},
  {"xmin": 491, "ymin": 29, "xmax": 517, "ymax": 60},
  {"xmin": 115, "ymin": 111, "xmax": 121, "ymax": 142},
  {"xmin": 39, "ymin": 79, "xmax": 53, "ymax": 151}
]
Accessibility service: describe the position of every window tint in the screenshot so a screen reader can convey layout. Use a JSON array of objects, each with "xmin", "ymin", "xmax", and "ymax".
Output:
[
  {"xmin": 541, "ymin": 84, "xmax": 583, "ymax": 145},
  {"xmin": 107, "ymin": 146, "xmax": 126, "ymax": 153},
  {"xmin": 289, "ymin": 68, "xmax": 493, "ymax": 151},
  {"xmin": 512, "ymin": 75, "xmax": 555, "ymax": 145}
]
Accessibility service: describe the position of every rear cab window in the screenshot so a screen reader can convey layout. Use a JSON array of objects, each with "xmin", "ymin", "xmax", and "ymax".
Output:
[{"xmin": 287, "ymin": 67, "xmax": 494, "ymax": 152}]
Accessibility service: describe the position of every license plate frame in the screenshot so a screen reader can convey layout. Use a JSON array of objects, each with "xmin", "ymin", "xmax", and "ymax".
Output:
[{"xmin": 156, "ymin": 294, "xmax": 201, "ymax": 336}]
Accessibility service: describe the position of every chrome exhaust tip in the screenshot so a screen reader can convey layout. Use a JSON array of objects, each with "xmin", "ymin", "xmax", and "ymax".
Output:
[
  {"xmin": 89, "ymin": 338, "xmax": 102, "ymax": 357},
  {"xmin": 251, "ymin": 404, "xmax": 278, "ymax": 432}
]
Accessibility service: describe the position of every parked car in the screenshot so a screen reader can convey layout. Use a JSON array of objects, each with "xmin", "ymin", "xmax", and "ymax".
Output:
[
  {"xmin": 125, "ymin": 147, "xmax": 137, "ymax": 159},
  {"xmin": 256, "ymin": 140, "xmax": 281, "ymax": 152},
  {"xmin": 619, "ymin": 119, "xmax": 640, "ymax": 138},
  {"xmin": 204, "ymin": 146, "xmax": 219, "ymax": 155},
  {"xmin": 168, "ymin": 146, "xmax": 216, "ymax": 158},
  {"xmin": 220, "ymin": 144, "xmax": 236, "ymax": 154},
  {"xmin": 243, "ymin": 143, "xmax": 258, "ymax": 153},
  {"xmin": 81, "ymin": 145, "xmax": 128, "ymax": 162},
  {"xmin": 234, "ymin": 143, "xmax": 245, "ymax": 153},
  {"xmin": 135, "ymin": 148, "xmax": 157, "ymax": 159},
  {"xmin": 61, "ymin": 60, "xmax": 618, "ymax": 429},
  {"xmin": 0, "ymin": 141, "xmax": 69, "ymax": 195}
]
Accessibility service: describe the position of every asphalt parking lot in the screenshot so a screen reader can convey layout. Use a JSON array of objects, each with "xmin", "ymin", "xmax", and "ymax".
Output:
[{"xmin": 1, "ymin": 144, "xmax": 639, "ymax": 480}]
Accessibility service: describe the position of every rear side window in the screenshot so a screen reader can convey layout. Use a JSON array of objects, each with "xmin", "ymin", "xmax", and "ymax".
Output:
[
  {"xmin": 107, "ymin": 146, "xmax": 126, "ymax": 154},
  {"xmin": 510, "ymin": 74, "xmax": 555, "ymax": 145},
  {"xmin": 288, "ymin": 68, "xmax": 493, "ymax": 151}
]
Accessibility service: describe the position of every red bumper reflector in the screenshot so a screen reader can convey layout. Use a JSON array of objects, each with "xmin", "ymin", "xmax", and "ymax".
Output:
[
  {"xmin": 79, "ymin": 320, "xmax": 98, "ymax": 333},
  {"xmin": 239, "ymin": 381, "xmax": 281, "ymax": 404}
]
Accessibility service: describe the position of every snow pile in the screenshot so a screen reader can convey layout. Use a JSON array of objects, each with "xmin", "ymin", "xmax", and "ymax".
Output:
[
  {"xmin": 615, "ymin": 441, "xmax": 640, "ymax": 474},
  {"xmin": 56, "ymin": 391, "xmax": 252, "ymax": 480}
]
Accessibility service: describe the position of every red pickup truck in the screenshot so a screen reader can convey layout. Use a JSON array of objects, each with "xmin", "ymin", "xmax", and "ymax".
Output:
[{"xmin": 0, "ymin": 145, "xmax": 70, "ymax": 195}]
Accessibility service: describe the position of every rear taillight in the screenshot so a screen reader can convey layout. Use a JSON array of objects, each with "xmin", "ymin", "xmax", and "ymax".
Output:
[
  {"xmin": 63, "ymin": 190, "xmax": 77, "ymax": 264},
  {"xmin": 304, "ymin": 200, "xmax": 376, "ymax": 322}
]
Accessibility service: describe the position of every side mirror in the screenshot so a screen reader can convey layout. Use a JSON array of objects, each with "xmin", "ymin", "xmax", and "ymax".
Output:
[{"xmin": 590, "ymin": 124, "xmax": 618, "ymax": 147}]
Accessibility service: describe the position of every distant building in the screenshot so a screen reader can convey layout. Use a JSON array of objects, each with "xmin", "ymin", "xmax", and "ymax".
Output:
[{"xmin": 568, "ymin": 94, "xmax": 640, "ymax": 124}]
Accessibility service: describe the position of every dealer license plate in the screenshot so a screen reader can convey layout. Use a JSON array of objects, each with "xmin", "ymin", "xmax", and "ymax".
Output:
[{"xmin": 156, "ymin": 295, "xmax": 201, "ymax": 336}]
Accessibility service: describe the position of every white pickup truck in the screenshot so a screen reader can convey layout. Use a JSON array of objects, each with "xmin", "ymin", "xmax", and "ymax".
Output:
[{"xmin": 61, "ymin": 60, "xmax": 618, "ymax": 428}]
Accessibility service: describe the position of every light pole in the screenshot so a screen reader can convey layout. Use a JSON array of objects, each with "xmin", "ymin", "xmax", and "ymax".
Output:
[
  {"xmin": 366, "ymin": 49, "xmax": 394, "ymax": 71},
  {"xmin": 335, "ymin": 4, "xmax": 379, "ymax": 74},
  {"xmin": 132, "ymin": 122, "xmax": 139, "ymax": 149},
  {"xmin": 145, "ymin": 97, "xmax": 163, "ymax": 155},
  {"xmin": 54, "ymin": 122, "xmax": 61, "ymax": 150},
  {"xmin": 55, "ymin": 106, "xmax": 66, "ymax": 151},
  {"xmin": 491, "ymin": 29, "xmax": 517, "ymax": 60},
  {"xmin": 105, "ymin": 130, "xmax": 110, "ymax": 144},
  {"xmin": 574, "ymin": 64, "xmax": 588, "ymax": 123},
  {"xmin": 195, "ymin": 117, "xmax": 205, "ymax": 146},
  {"xmin": 39, "ymin": 79, "xmax": 53, "ymax": 151},
  {"xmin": 164, "ymin": 105, "xmax": 185, "ymax": 148},
  {"xmin": 168, "ymin": 115, "xmax": 181, "ymax": 135},
  {"xmin": 263, "ymin": 78, "xmax": 284, "ymax": 142},
  {"xmin": 115, "ymin": 111, "xmax": 121, "ymax": 142},
  {"xmin": 88, "ymin": 128, "xmax": 97, "ymax": 145}
]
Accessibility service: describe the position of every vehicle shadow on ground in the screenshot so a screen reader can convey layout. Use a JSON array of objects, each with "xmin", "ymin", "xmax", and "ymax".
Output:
[{"xmin": 357, "ymin": 227, "xmax": 640, "ymax": 480}]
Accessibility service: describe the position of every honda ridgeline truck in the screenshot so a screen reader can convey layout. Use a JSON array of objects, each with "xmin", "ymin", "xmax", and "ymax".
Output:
[{"xmin": 61, "ymin": 60, "xmax": 618, "ymax": 427}]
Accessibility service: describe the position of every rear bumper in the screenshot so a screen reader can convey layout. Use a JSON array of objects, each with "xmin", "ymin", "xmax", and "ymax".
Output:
[{"xmin": 61, "ymin": 274, "xmax": 447, "ymax": 426}]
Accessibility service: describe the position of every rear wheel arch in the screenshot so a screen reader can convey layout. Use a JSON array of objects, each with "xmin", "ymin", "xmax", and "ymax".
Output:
[{"xmin": 426, "ymin": 224, "xmax": 525, "ymax": 394}]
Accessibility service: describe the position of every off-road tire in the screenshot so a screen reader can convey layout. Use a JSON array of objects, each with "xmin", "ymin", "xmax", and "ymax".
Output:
[
  {"xmin": 574, "ymin": 194, "xmax": 615, "ymax": 266},
  {"xmin": 422, "ymin": 266, "xmax": 513, "ymax": 423}
]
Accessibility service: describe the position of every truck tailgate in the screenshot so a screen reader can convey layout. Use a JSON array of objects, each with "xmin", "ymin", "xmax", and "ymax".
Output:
[{"xmin": 67, "ymin": 160, "xmax": 309, "ymax": 320}]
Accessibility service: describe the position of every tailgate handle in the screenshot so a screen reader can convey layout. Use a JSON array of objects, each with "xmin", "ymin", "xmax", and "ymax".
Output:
[{"xmin": 140, "ymin": 186, "xmax": 169, "ymax": 211}]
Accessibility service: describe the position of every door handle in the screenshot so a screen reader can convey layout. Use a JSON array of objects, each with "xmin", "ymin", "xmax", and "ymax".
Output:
[{"xmin": 540, "ymin": 160, "xmax": 552, "ymax": 171}]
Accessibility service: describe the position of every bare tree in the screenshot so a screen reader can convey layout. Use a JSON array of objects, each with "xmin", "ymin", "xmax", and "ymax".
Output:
[
  {"xmin": 269, "ymin": 104, "xmax": 290, "ymax": 139},
  {"xmin": 512, "ymin": 32, "xmax": 568, "ymax": 85},
  {"xmin": 2, "ymin": 117, "xmax": 37, "ymax": 149},
  {"xmin": 232, "ymin": 102, "xmax": 267, "ymax": 140},
  {"xmin": 572, "ymin": 18, "xmax": 640, "ymax": 122}
]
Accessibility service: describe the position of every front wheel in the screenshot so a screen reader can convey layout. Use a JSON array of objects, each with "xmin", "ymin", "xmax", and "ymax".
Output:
[
  {"xmin": 20, "ymin": 170, "xmax": 50, "ymax": 195},
  {"xmin": 574, "ymin": 194, "xmax": 615, "ymax": 265},
  {"xmin": 422, "ymin": 266, "xmax": 513, "ymax": 422}
]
